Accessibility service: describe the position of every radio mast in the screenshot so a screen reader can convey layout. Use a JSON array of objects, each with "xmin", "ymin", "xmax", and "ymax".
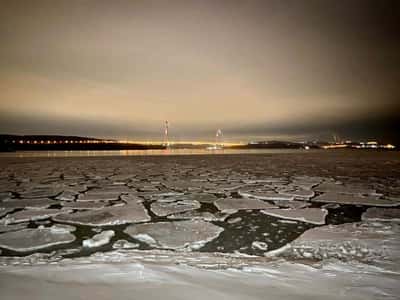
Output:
[{"xmin": 164, "ymin": 120, "xmax": 169, "ymax": 147}]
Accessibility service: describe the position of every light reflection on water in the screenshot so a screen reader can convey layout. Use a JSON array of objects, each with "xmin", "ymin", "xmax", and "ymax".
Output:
[{"xmin": 0, "ymin": 149, "xmax": 319, "ymax": 158}]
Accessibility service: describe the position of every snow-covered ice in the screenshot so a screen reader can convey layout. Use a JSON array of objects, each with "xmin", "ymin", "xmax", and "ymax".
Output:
[
  {"xmin": 124, "ymin": 220, "xmax": 224, "ymax": 250},
  {"xmin": 251, "ymin": 241, "xmax": 268, "ymax": 251},
  {"xmin": 278, "ymin": 221, "xmax": 400, "ymax": 268},
  {"xmin": 0, "ymin": 258, "xmax": 399, "ymax": 300},
  {"xmin": 83, "ymin": 230, "xmax": 115, "ymax": 248},
  {"xmin": 0, "ymin": 225, "xmax": 76, "ymax": 252}
]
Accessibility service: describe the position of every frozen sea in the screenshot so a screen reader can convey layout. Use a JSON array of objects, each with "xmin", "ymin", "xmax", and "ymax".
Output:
[{"xmin": 0, "ymin": 150, "xmax": 399, "ymax": 299}]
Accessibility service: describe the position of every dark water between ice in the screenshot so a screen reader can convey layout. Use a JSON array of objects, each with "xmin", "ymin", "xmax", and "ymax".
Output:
[{"xmin": 0, "ymin": 202, "xmax": 365, "ymax": 259}]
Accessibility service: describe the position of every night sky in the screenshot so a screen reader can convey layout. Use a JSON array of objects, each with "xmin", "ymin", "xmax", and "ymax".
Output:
[{"xmin": 1, "ymin": 0, "xmax": 399, "ymax": 143}]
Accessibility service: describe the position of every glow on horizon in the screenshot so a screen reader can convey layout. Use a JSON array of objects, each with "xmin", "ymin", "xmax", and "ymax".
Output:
[{"xmin": 116, "ymin": 140, "xmax": 244, "ymax": 146}]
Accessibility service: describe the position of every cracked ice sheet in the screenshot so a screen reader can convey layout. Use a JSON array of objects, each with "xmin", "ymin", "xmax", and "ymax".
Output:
[
  {"xmin": 0, "ymin": 260, "xmax": 399, "ymax": 300},
  {"xmin": 124, "ymin": 220, "xmax": 223, "ymax": 250},
  {"xmin": 53, "ymin": 201, "xmax": 150, "ymax": 226},
  {"xmin": 215, "ymin": 197, "xmax": 277, "ymax": 212},
  {"xmin": 312, "ymin": 192, "xmax": 400, "ymax": 207},
  {"xmin": 261, "ymin": 208, "xmax": 328, "ymax": 225},
  {"xmin": 0, "ymin": 226, "xmax": 76, "ymax": 252}
]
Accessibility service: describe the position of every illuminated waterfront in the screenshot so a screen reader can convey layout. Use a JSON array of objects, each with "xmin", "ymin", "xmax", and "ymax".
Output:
[{"xmin": 0, "ymin": 148, "xmax": 317, "ymax": 158}]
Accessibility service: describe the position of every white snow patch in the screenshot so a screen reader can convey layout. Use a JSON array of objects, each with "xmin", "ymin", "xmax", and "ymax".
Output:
[{"xmin": 83, "ymin": 230, "xmax": 115, "ymax": 248}]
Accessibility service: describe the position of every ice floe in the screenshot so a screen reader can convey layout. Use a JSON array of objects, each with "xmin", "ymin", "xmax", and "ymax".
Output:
[
  {"xmin": 314, "ymin": 183, "xmax": 376, "ymax": 195},
  {"xmin": 0, "ymin": 208, "xmax": 13, "ymax": 218},
  {"xmin": 0, "ymin": 222, "xmax": 28, "ymax": 233},
  {"xmin": 362, "ymin": 207, "xmax": 400, "ymax": 222},
  {"xmin": 277, "ymin": 188, "xmax": 315, "ymax": 200},
  {"xmin": 60, "ymin": 201, "xmax": 108, "ymax": 210},
  {"xmin": 238, "ymin": 190, "xmax": 294, "ymax": 201},
  {"xmin": 77, "ymin": 191, "xmax": 121, "ymax": 201},
  {"xmin": 0, "ymin": 225, "xmax": 76, "ymax": 252},
  {"xmin": 18, "ymin": 188, "xmax": 62, "ymax": 199},
  {"xmin": 150, "ymin": 199, "xmax": 201, "ymax": 216},
  {"xmin": 278, "ymin": 221, "xmax": 400, "ymax": 267},
  {"xmin": 312, "ymin": 192, "xmax": 400, "ymax": 206},
  {"xmin": 56, "ymin": 191, "xmax": 78, "ymax": 201},
  {"xmin": 214, "ymin": 197, "xmax": 277, "ymax": 212},
  {"xmin": 0, "ymin": 198, "xmax": 59, "ymax": 209},
  {"xmin": 112, "ymin": 239, "xmax": 139, "ymax": 249},
  {"xmin": 261, "ymin": 208, "xmax": 328, "ymax": 225},
  {"xmin": 167, "ymin": 211, "xmax": 227, "ymax": 222},
  {"xmin": 183, "ymin": 193, "xmax": 218, "ymax": 203},
  {"xmin": 53, "ymin": 201, "xmax": 150, "ymax": 225},
  {"xmin": 124, "ymin": 220, "xmax": 223, "ymax": 250},
  {"xmin": 83, "ymin": 230, "xmax": 115, "ymax": 248},
  {"xmin": 227, "ymin": 216, "xmax": 242, "ymax": 224},
  {"xmin": 273, "ymin": 200, "xmax": 310, "ymax": 209},
  {"xmin": 0, "ymin": 192, "xmax": 12, "ymax": 201},
  {"xmin": 2, "ymin": 208, "xmax": 72, "ymax": 224},
  {"xmin": 251, "ymin": 241, "xmax": 269, "ymax": 251},
  {"xmin": 133, "ymin": 233, "xmax": 157, "ymax": 246}
]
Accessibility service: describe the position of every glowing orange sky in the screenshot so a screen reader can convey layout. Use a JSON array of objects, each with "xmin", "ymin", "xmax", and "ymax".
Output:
[{"xmin": 1, "ymin": 1, "xmax": 399, "ymax": 141}]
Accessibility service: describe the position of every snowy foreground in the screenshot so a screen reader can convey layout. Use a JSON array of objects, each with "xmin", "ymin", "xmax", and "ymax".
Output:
[
  {"xmin": 1, "ymin": 258, "xmax": 399, "ymax": 300},
  {"xmin": 0, "ymin": 152, "xmax": 400, "ymax": 299},
  {"xmin": 1, "ymin": 217, "xmax": 400, "ymax": 300}
]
